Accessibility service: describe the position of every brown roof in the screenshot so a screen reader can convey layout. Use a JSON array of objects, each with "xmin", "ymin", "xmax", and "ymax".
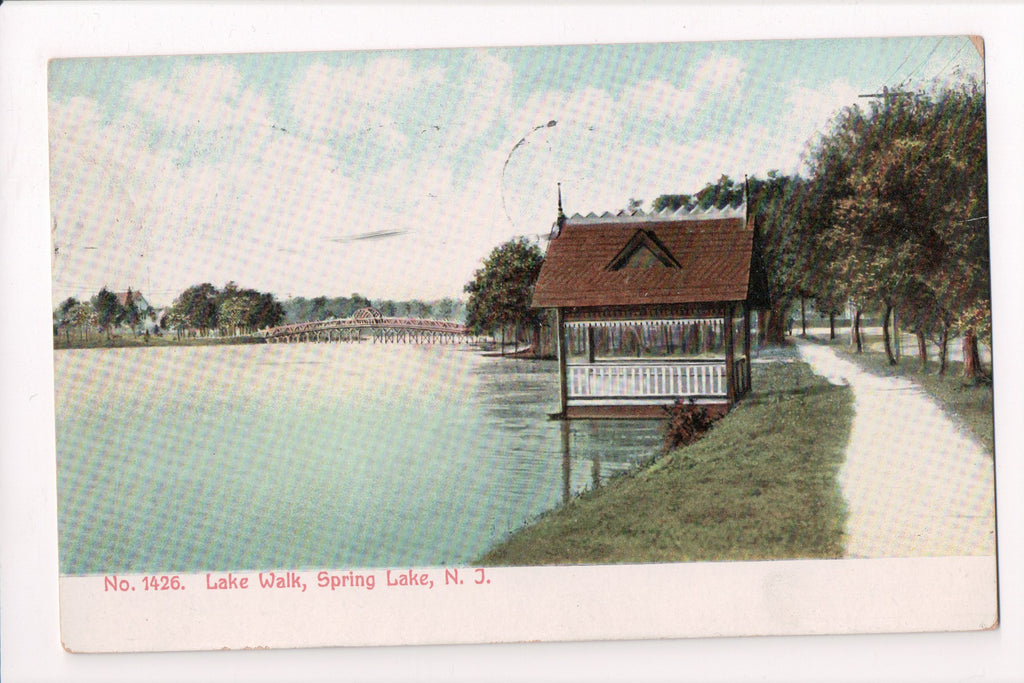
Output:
[{"xmin": 532, "ymin": 217, "xmax": 758, "ymax": 309}]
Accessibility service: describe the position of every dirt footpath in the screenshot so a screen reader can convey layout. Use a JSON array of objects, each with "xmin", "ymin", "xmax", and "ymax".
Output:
[{"xmin": 796, "ymin": 341, "xmax": 996, "ymax": 558}]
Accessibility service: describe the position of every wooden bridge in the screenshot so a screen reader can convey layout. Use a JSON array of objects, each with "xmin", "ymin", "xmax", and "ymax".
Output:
[{"xmin": 262, "ymin": 307, "xmax": 473, "ymax": 344}]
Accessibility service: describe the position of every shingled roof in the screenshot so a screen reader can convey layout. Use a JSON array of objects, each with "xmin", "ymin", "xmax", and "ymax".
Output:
[{"xmin": 532, "ymin": 208, "xmax": 767, "ymax": 309}]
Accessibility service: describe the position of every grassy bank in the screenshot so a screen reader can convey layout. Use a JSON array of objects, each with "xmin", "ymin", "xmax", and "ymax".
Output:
[
  {"xmin": 822, "ymin": 333, "xmax": 994, "ymax": 455},
  {"xmin": 480, "ymin": 357, "xmax": 854, "ymax": 566},
  {"xmin": 53, "ymin": 334, "xmax": 265, "ymax": 350}
]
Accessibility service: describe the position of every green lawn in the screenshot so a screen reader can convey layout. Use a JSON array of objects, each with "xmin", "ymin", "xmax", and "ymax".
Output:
[
  {"xmin": 823, "ymin": 333, "xmax": 995, "ymax": 456},
  {"xmin": 480, "ymin": 357, "xmax": 853, "ymax": 566}
]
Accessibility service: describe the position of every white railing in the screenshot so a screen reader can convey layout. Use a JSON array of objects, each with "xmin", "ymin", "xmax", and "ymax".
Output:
[
  {"xmin": 567, "ymin": 357, "xmax": 748, "ymax": 400},
  {"xmin": 567, "ymin": 362, "xmax": 722, "ymax": 398}
]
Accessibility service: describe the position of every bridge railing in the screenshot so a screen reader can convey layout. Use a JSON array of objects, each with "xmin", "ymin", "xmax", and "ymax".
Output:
[{"xmin": 262, "ymin": 316, "xmax": 469, "ymax": 339}]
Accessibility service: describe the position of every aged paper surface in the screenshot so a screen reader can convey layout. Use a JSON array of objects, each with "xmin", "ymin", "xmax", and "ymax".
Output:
[{"xmin": 3, "ymin": 2, "xmax": 1023, "ymax": 681}]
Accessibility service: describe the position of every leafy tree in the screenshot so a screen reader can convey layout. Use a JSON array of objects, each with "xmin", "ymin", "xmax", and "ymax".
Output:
[
  {"xmin": 252, "ymin": 292, "xmax": 285, "ymax": 330},
  {"xmin": 433, "ymin": 297, "xmax": 457, "ymax": 320},
  {"xmin": 92, "ymin": 287, "xmax": 122, "ymax": 339},
  {"xmin": 309, "ymin": 296, "xmax": 332, "ymax": 321},
  {"xmin": 408, "ymin": 299, "xmax": 430, "ymax": 318},
  {"xmin": 464, "ymin": 237, "xmax": 544, "ymax": 350},
  {"xmin": 120, "ymin": 287, "xmax": 141, "ymax": 334},
  {"xmin": 651, "ymin": 194, "xmax": 694, "ymax": 213},
  {"xmin": 804, "ymin": 78, "xmax": 988, "ymax": 376},
  {"xmin": 694, "ymin": 174, "xmax": 745, "ymax": 209},
  {"xmin": 54, "ymin": 297, "xmax": 78, "ymax": 342},
  {"xmin": 169, "ymin": 283, "xmax": 219, "ymax": 336}
]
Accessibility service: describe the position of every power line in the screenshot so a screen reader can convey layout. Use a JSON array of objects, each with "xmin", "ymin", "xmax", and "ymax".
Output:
[
  {"xmin": 880, "ymin": 36, "xmax": 924, "ymax": 90},
  {"xmin": 902, "ymin": 37, "xmax": 947, "ymax": 85},
  {"xmin": 932, "ymin": 40, "xmax": 970, "ymax": 83}
]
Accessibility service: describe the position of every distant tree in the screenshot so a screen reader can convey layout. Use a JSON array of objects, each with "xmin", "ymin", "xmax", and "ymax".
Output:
[
  {"xmin": 309, "ymin": 296, "xmax": 332, "ymax": 321},
  {"xmin": 120, "ymin": 287, "xmax": 141, "ymax": 334},
  {"xmin": 169, "ymin": 283, "xmax": 219, "ymax": 336},
  {"xmin": 348, "ymin": 293, "xmax": 372, "ymax": 314},
  {"xmin": 217, "ymin": 284, "xmax": 285, "ymax": 334},
  {"xmin": 252, "ymin": 292, "xmax": 285, "ymax": 330},
  {"xmin": 464, "ymin": 237, "xmax": 544, "ymax": 350},
  {"xmin": 408, "ymin": 299, "xmax": 430, "ymax": 318},
  {"xmin": 69, "ymin": 301, "xmax": 94, "ymax": 342},
  {"xmin": 54, "ymin": 297, "xmax": 79, "ymax": 343},
  {"xmin": 92, "ymin": 287, "xmax": 122, "ymax": 339},
  {"xmin": 433, "ymin": 297, "xmax": 457, "ymax": 320},
  {"xmin": 651, "ymin": 194, "xmax": 694, "ymax": 213},
  {"xmin": 693, "ymin": 174, "xmax": 745, "ymax": 209}
]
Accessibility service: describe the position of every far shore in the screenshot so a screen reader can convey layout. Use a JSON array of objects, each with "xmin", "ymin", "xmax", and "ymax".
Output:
[{"xmin": 52, "ymin": 333, "xmax": 266, "ymax": 350}]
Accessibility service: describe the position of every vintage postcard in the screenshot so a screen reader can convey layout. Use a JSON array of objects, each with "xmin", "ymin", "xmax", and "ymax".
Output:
[{"xmin": 45, "ymin": 28, "xmax": 998, "ymax": 655}]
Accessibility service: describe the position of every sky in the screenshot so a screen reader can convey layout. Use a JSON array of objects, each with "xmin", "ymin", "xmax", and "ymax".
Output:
[{"xmin": 47, "ymin": 36, "xmax": 983, "ymax": 307}]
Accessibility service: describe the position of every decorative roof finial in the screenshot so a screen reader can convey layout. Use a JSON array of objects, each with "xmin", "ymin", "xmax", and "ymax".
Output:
[{"xmin": 557, "ymin": 182, "xmax": 566, "ymax": 228}]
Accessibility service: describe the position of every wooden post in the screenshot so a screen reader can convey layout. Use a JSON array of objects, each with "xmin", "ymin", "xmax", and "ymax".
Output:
[
  {"xmin": 724, "ymin": 304, "xmax": 735, "ymax": 404},
  {"xmin": 561, "ymin": 419, "xmax": 571, "ymax": 503},
  {"xmin": 742, "ymin": 301, "xmax": 752, "ymax": 395},
  {"xmin": 556, "ymin": 308, "xmax": 568, "ymax": 417},
  {"xmin": 587, "ymin": 325, "xmax": 596, "ymax": 364}
]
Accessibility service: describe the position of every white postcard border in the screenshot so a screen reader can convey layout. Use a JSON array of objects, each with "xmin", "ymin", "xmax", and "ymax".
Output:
[{"xmin": 2, "ymin": 2, "xmax": 1023, "ymax": 681}]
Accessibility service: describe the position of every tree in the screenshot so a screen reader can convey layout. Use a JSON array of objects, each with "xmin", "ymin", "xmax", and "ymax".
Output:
[
  {"xmin": 745, "ymin": 172, "xmax": 811, "ymax": 344},
  {"xmin": 433, "ymin": 297, "xmax": 457, "ymax": 320},
  {"xmin": 651, "ymin": 194, "xmax": 694, "ymax": 213},
  {"xmin": 55, "ymin": 297, "xmax": 80, "ymax": 343},
  {"xmin": 464, "ymin": 237, "xmax": 545, "ymax": 351},
  {"xmin": 804, "ymin": 78, "xmax": 988, "ymax": 375},
  {"xmin": 92, "ymin": 287, "xmax": 122, "ymax": 340},
  {"xmin": 69, "ymin": 301, "xmax": 94, "ymax": 342},
  {"xmin": 169, "ymin": 283, "xmax": 219, "ymax": 336},
  {"xmin": 120, "ymin": 287, "xmax": 141, "ymax": 334},
  {"xmin": 252, "ymin": 292, "xmax": 285, "ymax": 330}
]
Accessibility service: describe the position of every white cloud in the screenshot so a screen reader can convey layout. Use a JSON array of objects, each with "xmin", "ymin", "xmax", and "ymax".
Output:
[
  {"xmin": 690, "ymin": 53, "xmax": 747, "ymax": 96},
  {"xmin": 287, "ymin": 56, "xmax": 444, "ymax": 150}
]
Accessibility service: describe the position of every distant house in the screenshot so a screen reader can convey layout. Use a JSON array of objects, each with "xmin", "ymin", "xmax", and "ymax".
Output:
[
  {"xmin": 531, "ymin": 201, "xmax": 770, "ymax": 419},
  {"xmin": 115, "ymin": 290, "xmax": 161, "ymax": 333}
]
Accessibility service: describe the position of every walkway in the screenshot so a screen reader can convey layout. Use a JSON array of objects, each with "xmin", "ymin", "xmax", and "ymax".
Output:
[{"xmin": 795, "ymin": 340, "xmax": 996, "ymax": 558}]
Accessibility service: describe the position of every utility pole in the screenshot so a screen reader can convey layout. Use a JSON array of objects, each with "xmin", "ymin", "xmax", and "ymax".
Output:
[{"xmin": 858, "ymin": 85, "xmax": 915, "ymax": 109}]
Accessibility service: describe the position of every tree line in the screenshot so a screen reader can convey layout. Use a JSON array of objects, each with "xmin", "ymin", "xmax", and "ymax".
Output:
[
  {"xmin": 465, "ymin": 78, "xmax": 989, "ymax": 378},
  {"xmin": 165, "ymin": 282, "xmax": 286, "ymax": 338},
  {"xmin": 53, "ymin": 287, "xmax": 148, "ymax": 343},
  {"xmin": 53, "ymin": 282, "xmax": 287, "ymax": 341},
  {"xmin": 281, "ymin": 295, "xmax": 464, "ymax": 324}
]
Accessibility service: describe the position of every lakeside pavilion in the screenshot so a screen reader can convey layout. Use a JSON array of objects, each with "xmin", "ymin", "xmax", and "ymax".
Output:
[{"xmin": 531, "ymin": 197, "xmax": 771, "ymax": 419}]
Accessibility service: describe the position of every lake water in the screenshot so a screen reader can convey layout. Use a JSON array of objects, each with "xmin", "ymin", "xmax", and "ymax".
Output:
[{"xmin": 54, "ymin": 343, "xmax": 663, "ymax": 574}]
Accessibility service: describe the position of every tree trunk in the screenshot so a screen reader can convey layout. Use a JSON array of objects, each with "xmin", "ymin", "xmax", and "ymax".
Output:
[
  {"xmin": 916, "ymin": 330, "xmax": 928, "ymax": 371},
  {"xmin": 800, "ymin": 295, "xmax": 807, "ymax": 337},
  {"xmin": 829, "ymin": 312, "xmax": 836, "ymax": 340},
  {"xmin": 893, "ymin": 308, "xmax": 900, "ymax": 362},
  {"xmin": 764, "ymin": 301, "xmax": 791, "ymax": 345},
  {"xmin": 851, "ymin": 309, "xmax": 863, "ymax": 353},
  {"xmin": 962, "ymin": 328, "xmax": 984, "ymax": 382},
  {"xmin": 881, "ymin": 303, "xmax": 897, "ymax": 365},
  {"xmin": 938, "ymin": 325, "xmax": 949, "ymax": 376}
]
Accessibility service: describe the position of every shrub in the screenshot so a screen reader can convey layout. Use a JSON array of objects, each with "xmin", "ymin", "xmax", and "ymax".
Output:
[{"xmin": 663, "ymin": 399, "xmax": 716, "ymax": 453}]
